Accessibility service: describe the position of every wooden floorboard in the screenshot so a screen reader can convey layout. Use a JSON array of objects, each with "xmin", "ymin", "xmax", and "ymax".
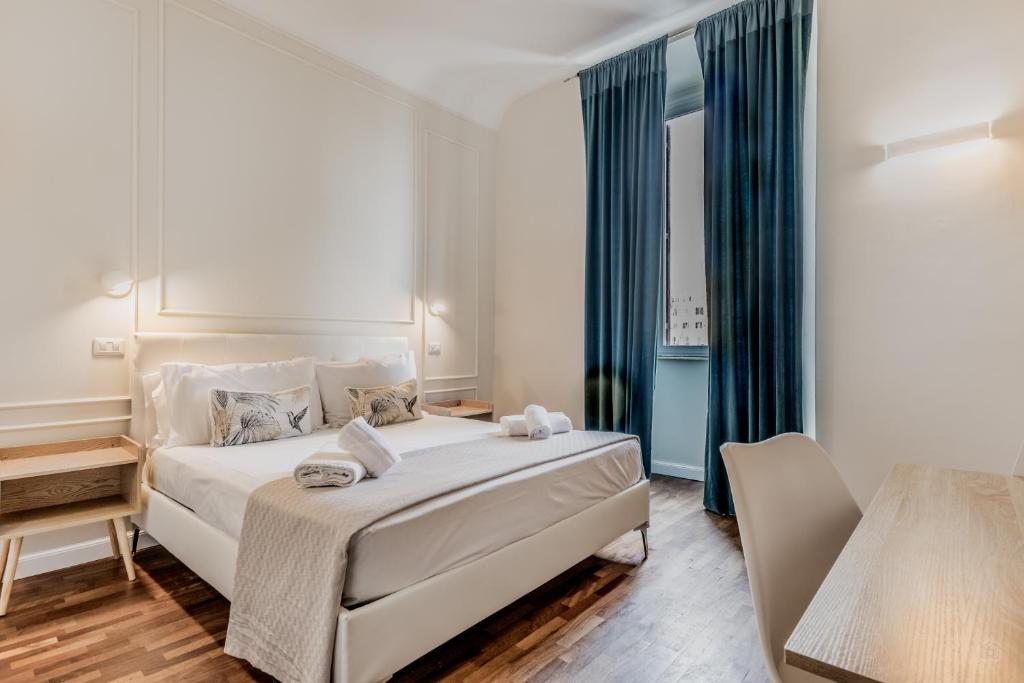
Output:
[{"xmin": 0, "ymin": 476, "xmax": 769, "ymax": 682}]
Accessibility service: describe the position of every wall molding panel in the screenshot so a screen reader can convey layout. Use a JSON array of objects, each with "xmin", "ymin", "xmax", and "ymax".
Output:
[
  {"xmin": 424, "ymin": 129, "xmax": 481, "ymax": 383},
  {"xmin": 0, "ymin": 396, "xmax": 132, "ymax": 411},
  {"xmin": 423, "ymin": 386, "xmax": 478, "ymax": 397},
  {"xmin": 0, "ymin": 396, "xmax": 133, "ymax": 439},
  {"xmin": 106, "ymin": 0, "xmax": 141, "ymax": 316},
  {"xmin": 156, "ymin": 0, "xmax": 419, "ymax": 325},
  {"xmin": 0, "ymin": 415, "xmax": 132, "ymax": 436}
]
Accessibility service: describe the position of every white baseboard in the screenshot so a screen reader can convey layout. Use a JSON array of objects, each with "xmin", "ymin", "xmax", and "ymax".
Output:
[
  {"xmin": 16, "ymin": 531, "xmax": 159, "ymax": 579},
  {"xmin": 652, "ymin": 459, "xmax": 705, "ymax": 481}
]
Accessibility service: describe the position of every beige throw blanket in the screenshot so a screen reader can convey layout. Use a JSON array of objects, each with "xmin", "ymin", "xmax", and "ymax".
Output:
[{"xmin": 224, "ymin": 430, "xmax": 635, "ymax": 683}]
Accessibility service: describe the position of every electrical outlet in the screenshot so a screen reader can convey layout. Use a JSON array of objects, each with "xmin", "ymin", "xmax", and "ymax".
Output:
[
  {"xmin": 427, "ymin": 342, "xmax": 442, "ymax": 355},
  {"xmin": 92, "ymin": 337, "xmax": 126, "ymax": 357}
]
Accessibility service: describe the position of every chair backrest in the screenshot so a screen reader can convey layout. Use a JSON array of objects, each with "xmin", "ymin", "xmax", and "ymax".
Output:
[
  {"xmin": 721, "ymin": 434, "xmax": 861, "ymax": 683},
  {"xmin": 1014, "ymin": 440, "xmax": 1024, "ymax": 477}
]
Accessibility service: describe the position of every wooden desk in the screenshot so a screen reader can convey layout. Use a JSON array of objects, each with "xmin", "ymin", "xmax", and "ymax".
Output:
[{"xmin": 785, "ymin": 464, "xmax": 1024, "ymax": 682}]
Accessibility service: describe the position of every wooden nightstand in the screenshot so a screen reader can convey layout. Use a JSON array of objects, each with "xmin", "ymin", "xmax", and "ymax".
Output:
[
  {"xmin": 423, "ymin": 399, "xmax": 494, "ymax": 422},
  {"xmin": 0, "ymin": 435, "xmax": 141, "ymax": 616}
]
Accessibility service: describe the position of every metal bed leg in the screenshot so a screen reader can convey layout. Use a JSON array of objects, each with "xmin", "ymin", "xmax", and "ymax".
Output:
[
  {"xmin": 131, "ymin": 527, "xmax": 141, "ymax": 558},
  {"xmin": 634, "ymin": 523, "xmax": 649, "ymax": 561}
]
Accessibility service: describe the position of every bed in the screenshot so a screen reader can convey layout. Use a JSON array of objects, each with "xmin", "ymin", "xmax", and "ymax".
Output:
[{"xmin": 129, "ymin": 332, "xmax": 650, "ymax": 683}]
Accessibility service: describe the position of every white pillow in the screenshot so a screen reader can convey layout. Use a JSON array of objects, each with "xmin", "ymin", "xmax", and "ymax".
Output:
[
  {"xmin": 152, "ymin": 382, "xmax": 171, "ymax": 446},
  {"xmin": 316, "ymin": 351, "xmax": 417, "ymax": 427},
  {"xmin": 160, "ymin": 356, "xmax": 322, "ymax": 447},
  {"xmin": 141, "ymin": 372, "xmax": 166, "ymax": 448}
]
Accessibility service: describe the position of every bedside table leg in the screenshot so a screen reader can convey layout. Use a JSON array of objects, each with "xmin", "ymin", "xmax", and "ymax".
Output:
[
  {"xmin": 0, "ymin": 537, "xmax": 23, "ymax": 616},
  {"xmin": 106, "ymin": 520, "xmax": 121, "ymax": 559},
  {"xmin": 0, "ymin": 539, "xmax": 9, "ymax": 589},
  {"xmin": 111, "ymin": 517, "xmax": 136, "ymax": 582}
]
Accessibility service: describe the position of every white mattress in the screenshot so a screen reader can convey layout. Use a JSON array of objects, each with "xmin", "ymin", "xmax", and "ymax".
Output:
[{"xmin": 147, "ymin": 415, "xmax": 644, "ymax": 605}]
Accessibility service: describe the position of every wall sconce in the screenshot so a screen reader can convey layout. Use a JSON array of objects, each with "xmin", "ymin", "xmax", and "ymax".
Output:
[
  {"xmin": 429, "ymin": 301, "xmax": 447, "ymax": 316},
  {"xmin": 100, "ymin": 270, "xmax": 134, "ymax": 297},
  {"xmin": 884, "ymin": 121, "xmax": 993, "ymax": 160}
]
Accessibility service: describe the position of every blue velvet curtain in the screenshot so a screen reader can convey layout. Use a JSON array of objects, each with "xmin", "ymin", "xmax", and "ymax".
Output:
[
  {"xmin": 581, "ymin": 37, "xmax": 667, "ymax": 475},
  {"xmin": 696, "ymin": 0, "xmax": 813, "ymax": 515}
]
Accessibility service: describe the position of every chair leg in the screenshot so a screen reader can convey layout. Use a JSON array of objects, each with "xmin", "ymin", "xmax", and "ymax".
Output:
[{"xmin": 131, "ymin": 527, "xmax": 140, "ymax": 558}]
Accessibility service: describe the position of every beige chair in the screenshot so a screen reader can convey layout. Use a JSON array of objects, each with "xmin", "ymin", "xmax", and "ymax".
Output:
[
  {"xmin": 721, "ymin": 434, "xmax": 862, "ymax": 683},
  {"xmin": 1014, "ymin": 440, "xmax": 1024, "ymax": 477}
]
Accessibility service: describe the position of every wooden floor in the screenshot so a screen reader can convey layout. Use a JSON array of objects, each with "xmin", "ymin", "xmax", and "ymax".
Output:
[{"xmin": 0, "ymin": 476, "xmax": 768, "ymax": 682}]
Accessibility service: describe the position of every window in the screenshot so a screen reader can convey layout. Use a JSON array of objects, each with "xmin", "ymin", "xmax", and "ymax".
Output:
[
  {"xmin": 660, "ymin": 33, "xmax": 707, "ymax": 359},
  {"xmin": 662, "ymin": 109, "xmax": 707, "ymax": 355}
]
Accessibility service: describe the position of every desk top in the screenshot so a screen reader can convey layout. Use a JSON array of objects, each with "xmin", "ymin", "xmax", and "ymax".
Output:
[{"xmin": 786, "ymin": 464, "xmax": 1024, "ymax": 682}]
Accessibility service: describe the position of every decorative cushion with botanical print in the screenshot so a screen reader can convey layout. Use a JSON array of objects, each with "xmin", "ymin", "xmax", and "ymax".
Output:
[
  {"xmin": 209, "ymin": 385, "xmax": 312, "ymax": 447},
  {"xmin": 346, "ymin": 379, "xmax": 421, "ymax": 428}
]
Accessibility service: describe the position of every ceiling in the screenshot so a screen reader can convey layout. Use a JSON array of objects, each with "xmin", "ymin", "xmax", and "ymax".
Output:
[{"xmin": 221, "ymin": 0, "xmax": 733, "ymax": 129}]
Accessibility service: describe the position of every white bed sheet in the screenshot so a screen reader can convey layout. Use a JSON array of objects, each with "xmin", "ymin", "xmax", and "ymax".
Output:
[{"xmin": 147, "ymin": 414, "xmax": 643, "ymax": 605}]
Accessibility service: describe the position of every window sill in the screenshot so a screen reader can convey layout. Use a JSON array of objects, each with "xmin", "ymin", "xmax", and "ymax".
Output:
[{"xmin": 657, "ymin": 347, "xmax": 709, "ymax": 361}]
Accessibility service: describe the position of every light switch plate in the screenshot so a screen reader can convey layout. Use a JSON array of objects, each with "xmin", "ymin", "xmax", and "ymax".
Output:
[
  {"xmin": 427, "ymin": 342, "xmax": 442, "ymax": 355},
  {"xmin": 92, "ymin": 337, "xmax": 126, "ymax": 357}
]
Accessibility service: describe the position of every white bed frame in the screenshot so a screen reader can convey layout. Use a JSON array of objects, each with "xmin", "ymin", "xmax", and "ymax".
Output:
[{"xmin": 129, "ymin": 333, "xmax": 650, "ymax": 683}]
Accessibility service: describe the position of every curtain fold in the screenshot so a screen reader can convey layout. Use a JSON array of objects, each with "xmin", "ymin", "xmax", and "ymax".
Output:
[
  {"xmin": 581, "ymin": 37, "xmax": 667, "ymax": 475},
  {"xmin": 696, "ymin": 0, "xmax": 813, "ymax": 515}
]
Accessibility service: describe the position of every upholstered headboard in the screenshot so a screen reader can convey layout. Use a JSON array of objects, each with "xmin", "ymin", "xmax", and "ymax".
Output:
[{"xmin": 130, "ymin": 332, "xmax": 410, "ymax": 446}]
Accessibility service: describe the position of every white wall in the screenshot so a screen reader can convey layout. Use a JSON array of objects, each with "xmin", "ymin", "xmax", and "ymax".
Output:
[
  {"xmin": 493, "ymin": 80, "xmax": 587, "ymax": 426},
  {"xmin": 816, "ymin": 0, "xmax": 1024, "ymax": 507},
  {"xmin": 0, "ymin": 0, "xmax": 137, "ymax": 446},
  {"xmin": 0, "ymin": 0, "xmax": 495, "ymax": 575}
]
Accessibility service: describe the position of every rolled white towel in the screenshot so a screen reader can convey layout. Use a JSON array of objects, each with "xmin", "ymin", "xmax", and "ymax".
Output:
[
  {"xmin": 338, "ymin": 416, "xmax": 401, "ymax": 477},
  {"xmin": 294, "ymin": 443, "xmax": 367, "ymax": 488},
  {"xmin": 523, "ymin": 404, "xmax": 552, "ymax": 440},
  {"xmin": 500, "ymin": 412, "xmax": 573, "ymax": 437}
]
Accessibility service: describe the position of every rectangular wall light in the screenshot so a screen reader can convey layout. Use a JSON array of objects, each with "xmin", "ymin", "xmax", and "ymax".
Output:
[{"xmin": 884, "ymin": 121, "xmax": 993, "ymax": 160}]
